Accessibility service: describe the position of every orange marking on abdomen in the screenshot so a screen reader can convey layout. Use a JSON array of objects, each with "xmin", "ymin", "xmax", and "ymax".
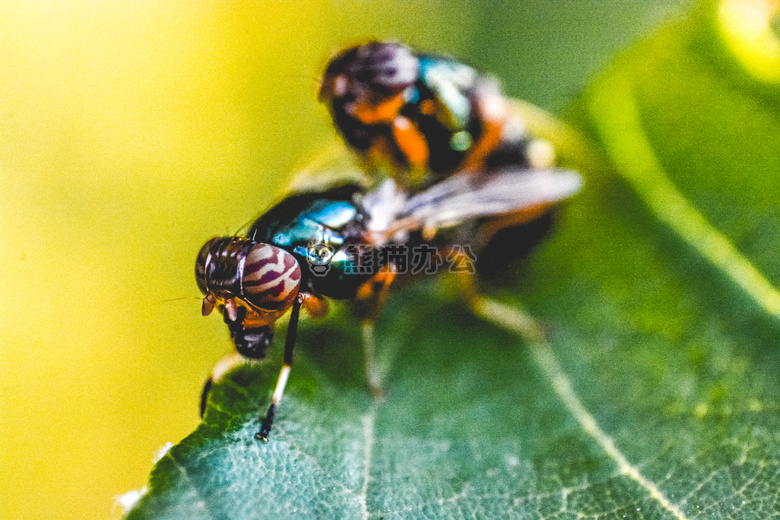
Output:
[
  {"xmin": 460, "ymin": 93, "xmax": 509, "ymax": 172},
  {"xmin": 478, "ymin": 203, "xmax": 552, "ymax": 245},
  {"xmin": 392, "ymin": 116, "xmax": 429, "ymax": 170}
]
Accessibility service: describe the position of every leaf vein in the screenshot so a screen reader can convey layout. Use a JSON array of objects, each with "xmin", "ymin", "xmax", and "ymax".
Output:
[
  {"xmin": 164, "ymin": 450, "xmax": 217, "ymax": 520},
  {"xmin": 587, "ymin": 72, "xmax": 780, "ymax": 320},
  {"xmin": 359, "ymin": 405, "xmax": 378, "ymax": 520},
  {"xmin": 474, "ymin": 297, "xmax": 689, "ymax": 520}
]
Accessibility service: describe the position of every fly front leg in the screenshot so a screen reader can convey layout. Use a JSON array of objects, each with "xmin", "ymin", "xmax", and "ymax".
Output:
[
  {"xmin": 256, "ymin": 296, "xmax": 302, "ymax": 443},
  {"xmin": 200, "ymin": 310, "xmax": 275, "ymax": 417},
  {"xmin": 200, "ymin": 352, "xmax": 246, "ymax": 417},
  {"xmin": 361, "ymin": 320, "xmax": 385, "ymax": 400}
]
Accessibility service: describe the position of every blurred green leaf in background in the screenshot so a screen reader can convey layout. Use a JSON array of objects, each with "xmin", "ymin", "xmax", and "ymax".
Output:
[{"xmin": 8, "ymin": 0, "xmax": 780, "ymax": 519}]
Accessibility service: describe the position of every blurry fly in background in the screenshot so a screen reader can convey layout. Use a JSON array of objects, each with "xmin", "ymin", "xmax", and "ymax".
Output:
[{"xmin": 195, "ymin": 41, "xmax": 582, "ymax": 441}]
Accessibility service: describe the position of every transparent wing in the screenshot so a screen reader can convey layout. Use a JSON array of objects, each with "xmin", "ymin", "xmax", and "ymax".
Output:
[
  {"xmin": 365, "ymin": 168, "xmax": 582, "ymax": 237},
  {"xmin": 231, "ymin": 138, "xmax": 375, "ymax": 237},
  {"xmin": 283, "ymin": 137, "xmax": 372, "ymax": 194}
]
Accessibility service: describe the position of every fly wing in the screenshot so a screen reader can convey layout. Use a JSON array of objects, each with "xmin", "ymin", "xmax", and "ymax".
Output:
[
  {"xmin": 231, "ymin": 140, "xmax": 372, "ymax": 237},
  {"xmin": 393, "ymin": 168, "xmax": 582, "ymax": 234},
  {"xmin": 284, "ymin": 137, "xmax": 372, "ymax": 194}
]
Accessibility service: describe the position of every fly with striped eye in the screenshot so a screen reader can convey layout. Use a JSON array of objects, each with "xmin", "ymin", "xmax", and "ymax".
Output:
[
  {"xmin": 195, "ymin": 238, "xmax": 302, "ymax": 359},
  {"xmin": 319, "ymin": 41, "xmax": 555, "ymax": 191},
  {"xmin": 197, "ymin": 167, "xmax": 582, "ymax": 442},
  {"xmin": 196, "ymin": 185, "xmax": 385, "ymax": 441}
]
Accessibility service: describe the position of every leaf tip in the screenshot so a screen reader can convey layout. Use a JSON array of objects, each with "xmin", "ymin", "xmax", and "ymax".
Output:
[
  {"xmin": 115, "ymin": 487, "xmax": 146, "ymax": 516},
  {"xmin": 153, "ymin": 441, "xmax": 174, "ymax": 463}
]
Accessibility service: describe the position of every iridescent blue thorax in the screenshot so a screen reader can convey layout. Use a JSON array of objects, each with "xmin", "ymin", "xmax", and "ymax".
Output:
[
  {"xmin": 247, "ymin": 186, "xmax": 382, "ymax": 299},
  {"xmin": 395, "ymin": 54, "xmax": 482, "ymax": 177},
  {"xmin": 416, "ymin": 54, "xmax": 476, "ymax": 130}
]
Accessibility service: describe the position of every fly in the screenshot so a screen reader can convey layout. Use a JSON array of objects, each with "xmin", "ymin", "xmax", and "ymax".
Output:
[
  {"xmin": 196, "ymin": 169, "xmax": 581, "ymax": 442},
  {"xmin": 319, "ymin": 41, "xmax": 556, "ymax": 191}
]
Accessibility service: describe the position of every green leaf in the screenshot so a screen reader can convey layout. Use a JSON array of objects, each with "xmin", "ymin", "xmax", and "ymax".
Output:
[{"xmin": 127, "ymin": 3, "xmax": 780, "ymax": 518}]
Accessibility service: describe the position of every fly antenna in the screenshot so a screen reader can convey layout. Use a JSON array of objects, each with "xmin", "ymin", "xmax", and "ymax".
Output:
[{"xmin": 157, "ymin": 296, "xmax": 202, "ymax": 304}]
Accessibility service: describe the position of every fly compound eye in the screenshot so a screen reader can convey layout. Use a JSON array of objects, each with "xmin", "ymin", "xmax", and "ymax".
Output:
[
  {"xmin": 242, "ymin": 244, "xmax": 302, "ymax": 311},
  {"xmin": 195, "ymin": 237, "xmax": 221, "ymax": 295},
  {"xmin": 351, "ymin": 42, "xmax": 419, "ymax": 96}
]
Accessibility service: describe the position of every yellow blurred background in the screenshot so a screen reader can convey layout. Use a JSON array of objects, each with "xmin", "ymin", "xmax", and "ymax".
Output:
[
  {"xmin": 0, "ymin": 2, "xmax": 686, "ymax": 518},
  {"xmin": 0, "ymin": 3, "xmax": 490, "ymax": 519}
]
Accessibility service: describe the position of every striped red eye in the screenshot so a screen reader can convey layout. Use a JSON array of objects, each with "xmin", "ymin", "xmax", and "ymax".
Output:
[{"xmin": 242, "ymin": 243, "xmax": 302, "ymax": 311}]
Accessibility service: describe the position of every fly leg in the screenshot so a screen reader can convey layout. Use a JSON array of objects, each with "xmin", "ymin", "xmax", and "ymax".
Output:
[
  {"xmin": 451, "ymin": 249, "xmax": 545, "ymax": 342},
  {"xmin": 256, "ymin": 296, "xmax": 302, "ymax": 443},
  {"xmin": 354, "ymin": 266, "xmax": 396, "ymax": 399},
  {"xmin": 200, "ymin": 352, "xmax": 246, "ymax": 417},
  {"xmin": 201, "ymin": 310, "xmax": 275, "ymax": 417},
  {"xmin": 361, "ymin": 321, "xmax": 384, "ymax": 399}
]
